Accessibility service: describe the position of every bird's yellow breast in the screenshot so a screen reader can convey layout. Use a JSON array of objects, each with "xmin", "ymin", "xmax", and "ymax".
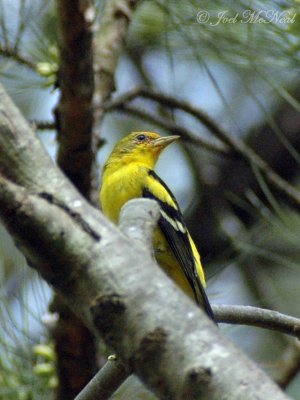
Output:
[
  {"xmin": 100, "ymin": 163, "xmax": 148, "ymax": 223},
  {"xmin": 99, "ymin": 132, "xmax": 214, "ymax": 320},
  {"xmin": 100, "ymin": 162, "xmax": 198, "ymax": 299}
]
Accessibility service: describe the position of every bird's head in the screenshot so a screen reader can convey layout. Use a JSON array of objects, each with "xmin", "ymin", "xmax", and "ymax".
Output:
[{"xmin": 111, "ymin": 131, "xmax": 180, "ymax": 168}]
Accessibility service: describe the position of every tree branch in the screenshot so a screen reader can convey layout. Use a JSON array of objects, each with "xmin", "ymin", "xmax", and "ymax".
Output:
[
  {"xmin": 44, "ymin": 3, "xmax": 99, "ymax": 398},
  {"xmin": 108, "ymin": 86, "xmax": 300, "ymax": 209},
  {"xmin": 56, "ymin": 0, "xmax": 95, "ymax": 198},
  {"xmin": 94, "ymin": 0, "xmax": 140, "ymax": 107},
  {"xmin": 31, "ymin": 120, "xmax": 55, "ymax": 131},
  {"xmin": 75, "ymin": 358, "xmax": 130, "ymax": 400},
  {"xmin": 104, "ymin": 86, "xmax": 234, "ymax": 146},
  {"xmin": 0, "ymin": 46, "xmax": 36, "ymax": 70},
  {"xmin": 90, "ymin": 0, "xmax": 140, "ymax": 202},
  {"xmin": 105, "ymin": 102, "xmax": 230, "ymax": 156},
  {"xmin": 75, "ymin": 305, "xmax": 300, "ymax": 400},
  {"xmin": 213, "ymin": 305, "xmax": 300, "ymax": 339},
  {"xmin": 0, "ymin": 83, "xmax": 291, "ymax": 400}
]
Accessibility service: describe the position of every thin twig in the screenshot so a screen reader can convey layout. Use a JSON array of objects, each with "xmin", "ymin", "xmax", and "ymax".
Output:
[
  {"xmin": 213, "ymin": 305, "xmax": 300, "ymax": 339},
  {"xmin": 104, "ymin": 86, "xmax": 234, "ymax": 146},
  {"xmin": 75, "ymin": 358, "xmax": 130, "ymax": 400},
  {"xmin": 107, "ymin": 86, "xmax": 300, "ymax": 209},
  {"xmin": 30, "ymin": 120, "xmax": 55, "ymax": 131},
  {"xmin": 72, "ymin": 305, "xmax": 300, "ymax": 400},
  {"xmin": 0, "ymin": 47, "xmax": 36, "ymax": 70},
  {"xmin": 0, "ymin": 2, "xmax": 9, "ymax": 48},
  {"xmin": 14, "ymin": 0, "xmax": 26, "ymax": 51},
  {"xmin": 106, "ymin": 102, "xmax": 230, "ymax": 156}
]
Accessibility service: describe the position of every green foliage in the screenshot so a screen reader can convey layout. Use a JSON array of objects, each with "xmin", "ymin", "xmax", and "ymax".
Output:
[
  {"xmin": 128, "ymin": 0, "xmax": 300, "ymax": 67},
  {"xmin": 0, "ymin": 342, "xmax": 55, "ymax": 400},
  {"xmin": 0, "ymin": 224, "xmax": 53, "ymax": 400}
]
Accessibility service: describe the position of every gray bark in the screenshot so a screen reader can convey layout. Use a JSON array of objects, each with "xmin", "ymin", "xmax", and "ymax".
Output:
[{"xmin": 0, "ymin": 83, "xmax": 290, "ymax": 399}]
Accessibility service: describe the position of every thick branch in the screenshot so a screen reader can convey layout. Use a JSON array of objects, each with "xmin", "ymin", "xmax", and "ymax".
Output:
[
  {"xmin": 0, "ymin": 83, "xmax": 290, "ymax": 399},
  {"xmin": 56, "ymin": 0, "xmax": 95, "ymax": 198},
  {"xmin": 75, "ymin": 304, "xmax": 300, "ymax": 400},
  {"xmin": 3, "ymin": 15, "xmax": 98, "ymax": 392},
  {"xmin": 55, "ymin": 4, "xmax": 141, "ymax": 392},
  {"xmin": 0, "ymin": 178, "xmax": 288, "ymax": 400},
  {"xmin": 94, "ymin": 0, "xmax": 140, "ymax": 106}
]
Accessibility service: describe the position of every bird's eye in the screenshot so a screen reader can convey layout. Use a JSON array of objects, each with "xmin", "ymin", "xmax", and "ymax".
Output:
[{"xmin": 136, "ymin": 134, "xmax": 146, "ymax": 142}]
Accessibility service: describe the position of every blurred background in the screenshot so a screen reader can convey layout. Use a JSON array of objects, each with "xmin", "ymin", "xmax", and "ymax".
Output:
[{"xmin": 1, "ymin": 0, "xmax": 300, "ymax": 398}]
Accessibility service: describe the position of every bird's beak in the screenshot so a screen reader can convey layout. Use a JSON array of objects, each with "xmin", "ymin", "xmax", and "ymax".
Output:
[{"xmin": 152, "ymin": 135, "xmax": 180, "ymax": 148}]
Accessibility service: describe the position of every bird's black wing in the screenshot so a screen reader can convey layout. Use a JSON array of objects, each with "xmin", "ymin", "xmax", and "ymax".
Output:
[{"xmin": 143, "ymin": 170, "xmax": 215, "ymax": 321}]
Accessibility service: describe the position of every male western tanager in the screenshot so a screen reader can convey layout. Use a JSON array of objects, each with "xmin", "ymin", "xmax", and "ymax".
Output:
[{"xmin": 100, "ymin": 131, "xmax": 214, "ymax": 320}]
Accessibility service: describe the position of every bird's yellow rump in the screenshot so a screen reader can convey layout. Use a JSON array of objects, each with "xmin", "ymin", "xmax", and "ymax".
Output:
[{"xmin": 100, "ymin": 132, "xmax": 214, "ymax": 320}]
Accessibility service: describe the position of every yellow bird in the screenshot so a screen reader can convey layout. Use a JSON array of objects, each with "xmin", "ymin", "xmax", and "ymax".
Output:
[{"xmin": 100, "ymin": 132, "xmax": 214, "ymax": 320}]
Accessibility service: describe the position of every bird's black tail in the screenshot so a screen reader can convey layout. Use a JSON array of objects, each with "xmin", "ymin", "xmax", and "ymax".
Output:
[{"xmin": 193, "ymin": 278, "xmax": 217, "ymax": 324}]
